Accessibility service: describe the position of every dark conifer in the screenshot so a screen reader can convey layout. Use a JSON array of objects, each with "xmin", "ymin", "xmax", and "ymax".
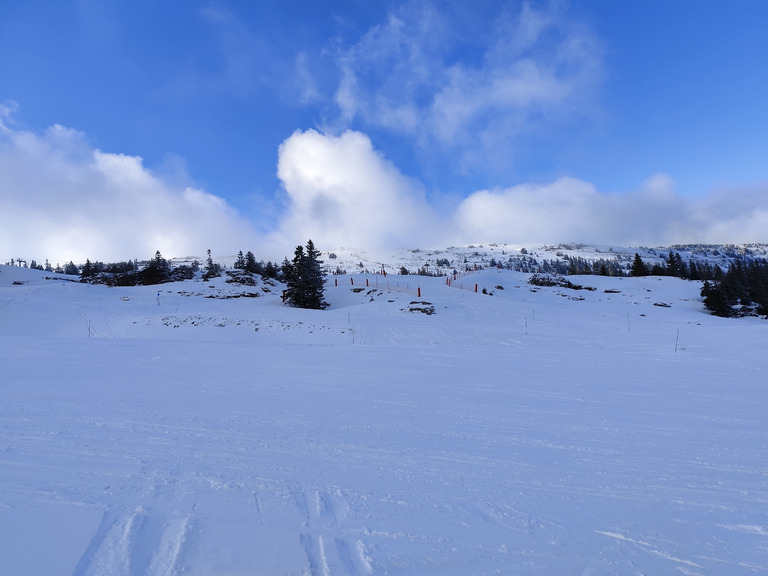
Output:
[
  {"xmin": 283, "ymin": 239, "xmax": 327, "ymax": 309},
  {"xmin": 202, "ymin": 249, "xmax": 221, "ymax": 280},
  {"xmin": 631, "ymin": 253, "xmax": 649, "ymax": 277},
  {"xmin": 244, "ymin": 251, "xmax": 260, "ymax": 274},
  {"xmin": 701, "ymin": 281, "xmax": 733, "ymax": 317},
  {"xmin": 140, "ymin": 250, "xmax": 171, "ymax": 285},
  {"xmin": 81, "ymin": 259, "xmax": 95, "ymax": 280}
]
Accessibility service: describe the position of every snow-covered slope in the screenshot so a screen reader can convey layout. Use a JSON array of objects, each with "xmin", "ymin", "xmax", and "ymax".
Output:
[
  {"xmin": 1, "ymin": 262, "xmax": 766, "ymax": 575},
  {"xmin": 318, "ymin": 242, "xmax": 768, "ymax": 276}
]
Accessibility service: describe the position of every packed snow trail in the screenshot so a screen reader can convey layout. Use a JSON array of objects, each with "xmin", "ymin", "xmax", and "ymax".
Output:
[{"xmin": 1, "ymin": 266, "xmax": 767, "ymax": 575}]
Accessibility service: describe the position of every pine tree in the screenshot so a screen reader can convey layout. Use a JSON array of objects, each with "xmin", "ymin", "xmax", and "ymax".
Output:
[
  {"xmin": 263, "ymin": 261, "xmax": 278, "ymax": 278},
  {"xmin": 674, "ymin": 253, "xmax": 688, "ymax": 278},
  {"xmin": 245, "ymin": 251, "xmax": 259, "ymax": 274},
  {"xmin": 302, "ymin": 239, "xmax": 327, "ymax": 309},
  {"xmin": 203, "ymin": 249, "xmax": 221, "ymax": 280},
  {"xmin": 631, "ymin": 253, "xmax": 649, "ymax": 276},
  {"xmin": 748, "ymin": 260, "xmax": 768, "ymax": 315},
  {"xmin": 688, "ymin": 260, "xmax": 700, "ymax": 280},
  {"xmin": 666, "ymin": 251, "xmax": 677, "ymax": 276},
  {"xmin": 234, "ymin": 251, "xmax": 246, "ymax": 269},
  {"xmin": 701, "ymin": 280, "xmax": 733, "ymax": 317},
  {"xmin": 81, "ymin": 259, "xmax": 95, "ymax": 280},
  {"xmin": 282, "ymin": 249, "xmax": 300, "ymax": 303},
  {"xmin": 283, "ymin": 239, "xmax": 327, "ymax": 309},
  {"xmin": 140, "ymin": 250, "xmax": 171, "ymax": 285}
]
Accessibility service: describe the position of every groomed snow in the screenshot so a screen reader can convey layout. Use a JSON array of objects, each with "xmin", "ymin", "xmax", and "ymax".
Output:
[{"xmin": 1, "ymin": 263, "xmax": 766, "ymax": 575}]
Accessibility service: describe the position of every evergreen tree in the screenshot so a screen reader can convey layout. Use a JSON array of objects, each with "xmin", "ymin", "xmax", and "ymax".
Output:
[
  {"xmin": 666, "ymin": 251, "xmax": 678, "ymax": 276},
  {"xmin": 283, "ymin": 239, "xmax": 327, "ymax": 309},
  {"xmin": 280, "ymin": 257, "xmax": 293, "ymax": 281},
  {"xmin": 81, "ymin": 259, "xmax": 95, "ymax": 280},
  {"xmin": 631, "ymin": 253, "xmax": 649, "ymax": 276},
  {"xmin": 674, "ymin": 253, "xmax": 688, "ymax": 278},
  {"xmin": 701, "ymin": 281, "xmax": 733, "ymax": 317},
  {"xmin": 264, "ymin": 260, "xmax": 279, "ymax": 279},
  {"xmin": 688, "ymin": 260, "xmax": 701, "ymax": 280},
  {"xmin": 244, "ymin": 251, "xmax": 260, "ymax": 274},
  {"xmin": 234, "ymin": 251, "xmax": 246, "ymax": 269},
  {"xmin": 700, "ymin": 260, "xmax": 768, "ymax": 318},
  {"xmin": 140, "ymin": 250, "xmax": 171, "ymax": 285},
  {"xmin": 748, "ymin": 261, "xmax": 768, "ymax": 315},
  {"xmin": 203, "ymin": 249, "xmax": 221, "ymax": 280}
]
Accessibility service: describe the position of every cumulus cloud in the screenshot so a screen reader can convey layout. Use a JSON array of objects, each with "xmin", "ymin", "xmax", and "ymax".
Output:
[
  {"xmin": 272, "ymin": 129, "xmax": 441, "ymax": 251},
  {"xmin": 273, "ymin": 130, "xmax": 768, "ymax": 251},
  {"xmin": 687, "ymin": 184, "xmax": 768, "ymax": 244},
  {"xmin": 0, "ymin": 116, "xmax": 258, "ymax": 265},
  {"xmin": 454, "ymin": 174, "xmax": 768, "ymax": 246}
]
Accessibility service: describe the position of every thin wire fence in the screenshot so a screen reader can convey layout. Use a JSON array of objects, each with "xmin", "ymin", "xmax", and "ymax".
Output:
[
  {"xmin": 328, "ymin": 268, "xmax": 485, "ymax": 298},
  {"xmin": 329, "ymin": 275, "xmax": 423, "ymax": 297}
]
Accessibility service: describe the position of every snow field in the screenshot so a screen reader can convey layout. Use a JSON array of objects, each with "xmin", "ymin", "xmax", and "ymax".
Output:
[{"xmin": 1, "ymin": 265, "xmax": 767, "ymax": 575}]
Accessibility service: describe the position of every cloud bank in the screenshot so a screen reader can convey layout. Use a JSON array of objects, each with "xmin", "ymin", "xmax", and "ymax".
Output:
[
  {"xmin": 0, "ymin": 115, "xmax": 259, "ymax": 265},
  {"xmin": 272, "ymin": 129, "xmax": 768, "ymax": 251},
  {"xmin": 3, "ymin": 113, "xmax": 768, "ymax": 266}
]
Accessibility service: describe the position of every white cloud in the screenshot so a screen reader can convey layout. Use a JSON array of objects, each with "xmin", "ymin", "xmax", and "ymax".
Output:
[
  {"xmin": 294, "ymin": 52, "xmax": 320, "ymax": 105},
  {"xmin": 273, "ymin": 130, "xmax": 768, "ymax": 251},
  {"xmin": 454, "ymin": 174, "xmax": 768, "ymax": 246},
  {"xmin": 273, "ymin": 129, "xmax": 441, "ymax": 251},
  {"xmin": 3, "ymin": 112, "xmax": 767, "ymax": 267},
  {"xmin": 328, "ymin": 1, "xmax": 602, "ymax": 172},
  {"xmin": 688, "ymin": 184, "xmax": 768, "ymax": 244},
  {"xmin": 332, "ymin": 6, "xmax": 448, "ymax": 132},
  {"xmin": 0, "ymin": 117, "xmax": 258, "ymax": 265}
]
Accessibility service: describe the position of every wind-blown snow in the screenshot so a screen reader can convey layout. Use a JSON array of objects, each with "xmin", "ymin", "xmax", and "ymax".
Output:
[{"xmin": 1, "ymin": 260, "xmax": 766, "ymax": 575}]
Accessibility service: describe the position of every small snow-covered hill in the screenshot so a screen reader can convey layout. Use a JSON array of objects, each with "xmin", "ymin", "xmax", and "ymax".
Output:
[{"xmin": 1, "ymin": 257, "xmax": 766, "ymax": 575}]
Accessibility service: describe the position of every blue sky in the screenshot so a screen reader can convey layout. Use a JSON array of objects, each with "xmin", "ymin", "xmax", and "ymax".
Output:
[{"xmin": 1, "ymin": 1, "xmax": 767, "ymax": 263}]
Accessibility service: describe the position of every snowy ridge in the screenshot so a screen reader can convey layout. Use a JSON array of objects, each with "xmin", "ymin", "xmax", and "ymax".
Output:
[
  {"xmin": 37, "ymin": 241, "xmax": 766, "ymax": 275},
  {"xmin": 307, "ymin": 242, "xmax": 768, "ymax": 276},
  {"xmin": 1, "ymin": 254, "xmax": 767, "ymax": 575}
]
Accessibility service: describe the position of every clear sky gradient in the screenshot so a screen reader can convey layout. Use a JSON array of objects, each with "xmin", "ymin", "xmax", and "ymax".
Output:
[{"xmin": 1, "ymin": 0, "xmax": 767, "ymax": 264}]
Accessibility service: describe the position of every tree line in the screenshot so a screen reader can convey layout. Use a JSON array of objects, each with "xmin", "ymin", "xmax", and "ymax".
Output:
[
  {"xmin": 70, "ymin": 240, "xmax": 327, "ymax": 310},
  {"xmin": 8, "ymin": 244, "xmax": 768, "ymax": 317},
  {"xmin": 699, "ymin": 260, "xmax": 768, "ymax": 318}
]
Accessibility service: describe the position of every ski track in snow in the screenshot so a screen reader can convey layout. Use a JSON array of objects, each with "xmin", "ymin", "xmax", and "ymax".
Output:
[
  {"xmin": 1, "ymin": 261, "xmax": 767, "ymax": 576},
  {"xmin": 72, "ymin": 507, "xmax": 190, "ymax": 576}
]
